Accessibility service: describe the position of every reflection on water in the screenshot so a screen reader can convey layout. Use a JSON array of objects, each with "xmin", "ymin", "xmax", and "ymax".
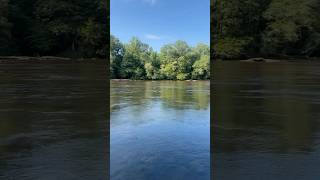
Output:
[
  {"xmin": 213, "ymin": 61, "xmax": 320, "ymax": 180},
  {"xmin": 111, "ymin": 81, "xmax": 210, "ymax": 180},
  {"xmin": 0, "ymin": 62, "xmax": 108, "ymax": 179}
]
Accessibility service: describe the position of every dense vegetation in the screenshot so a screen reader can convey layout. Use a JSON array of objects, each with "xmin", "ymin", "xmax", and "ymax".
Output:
[
  {"xmin": 211, "ymin": 0, "xmax": 320, "ymax": 59},
  {"xmin": 0, "ymin": 0, "xmax": 106, "ymax": 58},
  {"xmin": 110, "ymin": 35, "xmax": 210, "ymax": 80}
]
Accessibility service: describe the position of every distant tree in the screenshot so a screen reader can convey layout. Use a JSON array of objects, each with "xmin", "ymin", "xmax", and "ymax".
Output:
[
  {"xmin": 159, "ymin": 41, "xmax": 194, "ymax": 80},
  {"xmin": 145, "ymin": 52, "xmax": 162, "ymax": 79},
  {"xmin": 262, "ymin": 0, "xmax": 320, "ymax": 56},
  {"xmin": 191, "ymin": 43, "xmax": 210, "ymax": 79},
  {"xmin": 121, "ymin": 37, "xmax": 152, "ymax": 79},
  {"xmin": 192, "ymin": 55, "xmax": 210, "ymax": 79},
  {"xmin": 214, "ymin": 37, "xmax": 251, "ymax": 59},
  {"xmin": 109, "ymin": 35, "xmax": 210, "ymax": 80},
  {"xmin": 211, "ymin": 0, "xmax": 320, "ymax": 59},
  {"xmin": 160, "ymin": 61, "xmax": 178, "ymax": 80},
  {"xmin": 0, "ymin": 0, "xmax": 13, "ymax": 54},
  {"xmin": 110, "ymin": 35, "xmax": 124, "ymax": 78},
  {"xmin": 194, "ymin": 43, "xmax": 210, "ymax": 56},
  {"xmin": 1, "ymin": 0, "xmax": 106, "ymax": 57},
  {"xmin": 80, "ymin": 18, "xmax": 107, "ymax": 57},
  {"xmin": 212, "ymin": 0, "xmax": 270, "ymax": 59}
]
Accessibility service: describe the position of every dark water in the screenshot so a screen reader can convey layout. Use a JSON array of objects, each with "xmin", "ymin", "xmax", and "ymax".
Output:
[
  {"xmin": 213, "ymin": 61, "xmax": 320, "ymax": 180},
  {"xmin": 110, "ymin": 81, "xmax": 210, "ymax": 180},
  {"xmin": 0, "ymin": 62, "xmax": 108, "ymax": 179}
]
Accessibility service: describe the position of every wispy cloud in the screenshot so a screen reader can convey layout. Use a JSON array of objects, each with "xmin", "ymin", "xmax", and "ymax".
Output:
[
  {"xmin": 144, "ymin": 0, "xmax": 157, "ymax": 5},
  {"xmin": 120, "ymin": 0, "xmax": 157, "ymax": 6},
  {"xmin": 145, "ymin": 34, "xmax": 161, "ymax": 40}
]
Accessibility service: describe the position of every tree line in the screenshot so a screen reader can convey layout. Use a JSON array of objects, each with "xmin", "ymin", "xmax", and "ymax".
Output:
[
  {"xmin": 110, "ymin": 35, "xmax": 210, "ymax": 80},
  {"xmin": 0, "ymin": 0, "xmax": 107, "ymax": 58},
  {"xmin": 211, "ymin": 0, "xmax": 320, "ymax": 60}
]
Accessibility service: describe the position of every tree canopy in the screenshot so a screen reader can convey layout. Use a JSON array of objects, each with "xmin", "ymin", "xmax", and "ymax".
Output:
[
  {"xmin": 211, "ymin": 0, "xmax": 320, "ymax": 59},
  {"xmin": 0, "ymin": 0, "xmax": 106, "ymax": 58},
  {"xmin": 110, "ymin": 35, "xmax": 210, "ymax": 80}
]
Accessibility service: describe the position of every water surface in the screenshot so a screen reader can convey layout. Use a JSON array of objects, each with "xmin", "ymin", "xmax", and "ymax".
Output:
[
  {"xmin": 110, "ymin": 81, "xmax": 210, "ymax": 180},
  {"xmin": 0, "ymin": 61, "xmax": 108, "ymax": 179},
  {"xmin": 213, "ymin": 61, "xmax": 320, "ymax": 180}
]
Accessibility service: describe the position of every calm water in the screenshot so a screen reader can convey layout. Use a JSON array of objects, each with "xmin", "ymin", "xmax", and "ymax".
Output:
[
  {"xmin": 110, "ymin": 81, "xmax": 210, "ymax": 180},
  {"xmin": 0, "ymin": 62, "xmax": 108, "ymax": 179},
  {"xmin": 213, "ymin": 61, "xmax": 320, "ymax": 180}
]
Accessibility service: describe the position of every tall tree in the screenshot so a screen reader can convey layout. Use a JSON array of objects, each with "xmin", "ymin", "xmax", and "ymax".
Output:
[
  {"xmin": 110, "ymin": 35, "xmax": 124, "ymax": 78},
  {"xmin": 211, "ymin": 0, "xmax": 320, "ymax": 59},
  {"xmin": 2, "ymin": 0, "xmax": 106, "ymax": 57},
  {"xmin": 110, "ymin": 34, "xmax": 210, "ymax": 80},
  {"xmin": 120, "ymin": 37, "xmax": 152, "ymax": 79},
  {"xmin": 262, "ymin": 0, "xmax": 320, "ymax": 56},
  {"xmin": 0, "ymin": 0, "xmax": 13, "ymax": 54}
]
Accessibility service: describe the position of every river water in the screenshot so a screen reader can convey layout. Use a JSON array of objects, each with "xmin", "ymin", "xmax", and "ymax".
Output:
[
  {"xmin": 110, "ymin": 80, "xmax": 210, "ymax": 180},
  {"xmin": 213, "ymin": 61, "xmax": 320, "ymax": 180},
  {"xmin": 3, "ymin": 61, "xmax": 317, "ymax": 179},
  {"xmin": 0, "ymin": 61, "xmax": 108, "ymax": 179}
]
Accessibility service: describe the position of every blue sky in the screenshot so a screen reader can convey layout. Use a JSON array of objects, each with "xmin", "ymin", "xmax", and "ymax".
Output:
[{"xmin": 111, "ymin": 0, "xmax": 210, "ymax": 52}]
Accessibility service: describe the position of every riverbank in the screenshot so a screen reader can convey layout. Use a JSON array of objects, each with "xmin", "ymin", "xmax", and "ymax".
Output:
[
  {"xmin": 216, "ymin": 57, "xmax": 320, "ymax": 62},
  {"xmin": 241, "ymin": 58, "xmax": 281, "ymax": 62},
  {"xmin": 0, "ymin": 56, "xmax": 106, "ymax": 62},
  {"xmin": 111, "ymin": 79, "xmax": 210, "ymax": 81}
]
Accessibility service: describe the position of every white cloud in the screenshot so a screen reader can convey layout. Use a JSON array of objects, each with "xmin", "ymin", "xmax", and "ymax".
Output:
[
  {"xmin": 119, "ymin": 0, "xmax": 157, "ymax": 6},
  {"xmin": 145, "ymin": 34, "xmax": 161, "ymax": 40},
  {"xmin": 144, "ymin": 0, "xmax": 157, "ymax": 5}
]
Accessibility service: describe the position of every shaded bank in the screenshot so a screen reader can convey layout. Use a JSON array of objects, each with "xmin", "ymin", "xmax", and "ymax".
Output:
[
  {"xmin": 111, "ymin": 79, "xmax": 210, "ymax": 82},
  {"xmin": 215, "ymin": 57, "xmax": 320, "ymax": 62},
  {"xmin": 0, "ymin": 56, "xmax": 106, "ymax": 62}
]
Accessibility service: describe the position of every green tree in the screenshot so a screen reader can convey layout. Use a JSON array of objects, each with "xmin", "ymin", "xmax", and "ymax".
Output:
[
  {"xmin": 192, "ymin": 55, "xmax": 210, "ymax": 79},
  {"xmin": 145, "ymin": 52, "xmax": 162, "ymax": 79},
  {"xmin": 0, "ymin": 0, "xmax": 13, "ymax": 54},
  {"xmin": 110, "ymin": 35, "xmax": 210, "ymax": 80},
  {"xmin": 159, "ymin": 41, "xmax": 194, "ymax": 80},
  {"xmin": 121, "ymin": 37, "xmax": 151, "ymax": 79},
  {"xmin": 262, "ymin": 0, "xmax": 320, "ymax": 56},
  {"xmin": 79, "ymin": 18, "xmax": 107, "ymax": 57},
  {"xmin": 110, "ymin": 35, "xmax": 124, "ymax": 78},
  {"xmin": 194, "ymin": 43, "xmax": 210, "ymax": 56},
  {"xmin": 212, "ymin": 0, "xmax": 269, "ymax": 59},
  {"xmin": 215, "ymin": 37, "xmax": 251, "ymax": 59},
  {"xmin": 211, "ymin": 0, "xmax": 320, "ymax": 59},
  {"xmin": 1, "ymin": 0, "xmax": 106, "ymax": 57},
  {"xmin": 160, "ymin": 61, "xmax": 178, "ymax": 80}
]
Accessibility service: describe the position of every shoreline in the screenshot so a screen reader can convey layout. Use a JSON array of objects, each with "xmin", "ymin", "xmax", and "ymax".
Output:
[
  {"xmin": 216, "ymin": 57, "xmax": 320, "ymax": 62},
  {"xmin": 0, "ymin": 56, "xmax": 106, "ymax": 62},
  {"xmin": 111, "ymin": 79, "xmax": 210, "ymax": 81}
]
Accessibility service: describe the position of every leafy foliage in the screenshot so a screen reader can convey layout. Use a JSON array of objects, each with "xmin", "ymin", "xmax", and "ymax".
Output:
[
  {"xmin": 211, "ymin": 0, "xmax": 320, "ymax": 59},
  {"xmin": 110, "ymin": 35, "xmax": 210, "ymax": 80},
  {"xmin": 0, "ymin": 0, "xmax": 13, "ymax": 54},
  {"xmin": 215, "ymin": 37, "xmax": 252, "ymax": 59},
  {"xmin": 192, "ymin": 55, "xmax": 210, "ymax": 79},
  {"xmin": 0, "ymin": 0, "xmax": 106, "ymax": 57}
]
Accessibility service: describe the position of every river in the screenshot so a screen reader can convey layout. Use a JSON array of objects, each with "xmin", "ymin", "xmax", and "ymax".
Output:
[
  {"xmin": 3, "ymin": 61, "xmax": 315, "ymax": 179},
  {"xmin": 110, "ymin": 80, "xmax": 210, "ymax": 180},
  {"xmin": 0, "ymin": 61, "xmax": 108, "ymax": 179},
  {"xmin": 213, "ymin": 61, "xmax": 320, "ymax": 180}
]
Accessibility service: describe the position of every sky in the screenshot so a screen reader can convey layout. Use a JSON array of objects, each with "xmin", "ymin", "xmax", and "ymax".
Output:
[{"xmin": 110, "ymin": 0, "xmax": 210, "ymax": 52}]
